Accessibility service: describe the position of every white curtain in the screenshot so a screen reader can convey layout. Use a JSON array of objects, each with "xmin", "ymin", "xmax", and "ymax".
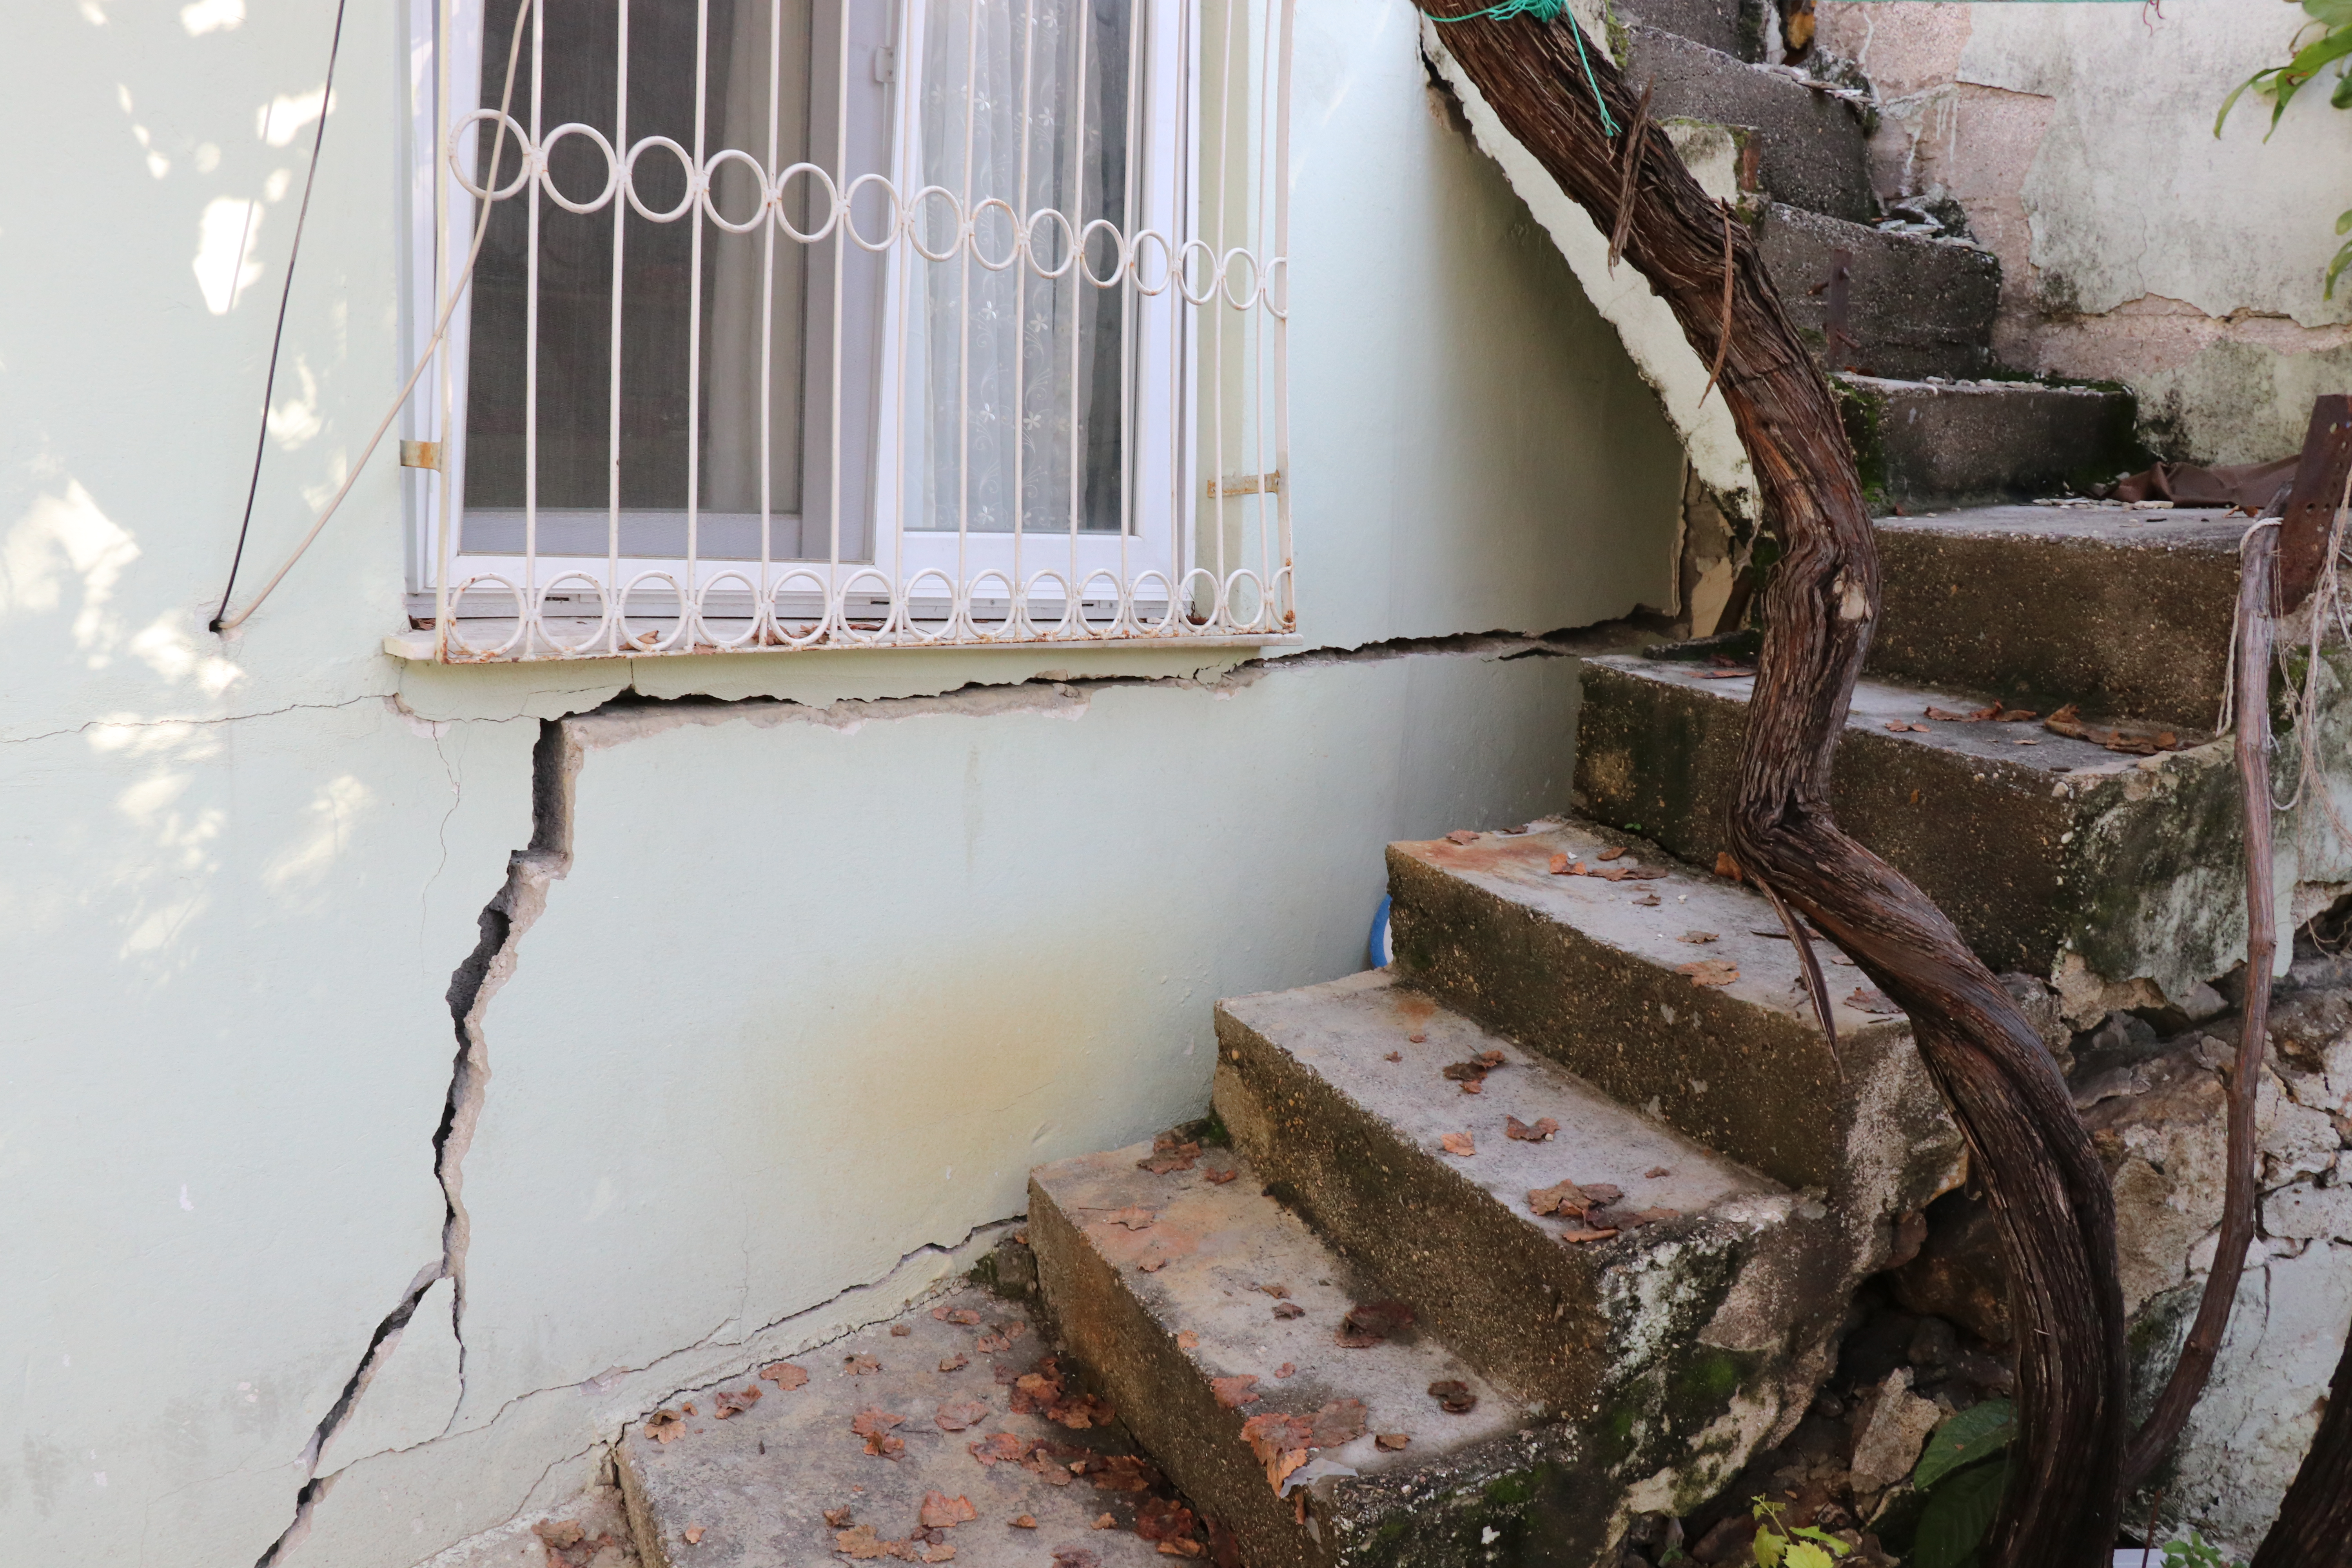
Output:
[{"xmin": 911, "ymin": 0, "xmax": 1127, "ymax": 534}]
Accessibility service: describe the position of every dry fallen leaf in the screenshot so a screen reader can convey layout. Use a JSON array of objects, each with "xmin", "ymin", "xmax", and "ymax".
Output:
[
  {"xmin": 1644, "ymin": 1166, "xmax": 1671, "ymax": 1179},
  {"xmin": 1677, "ymin": 958, "xmax": 1739, "ymax": 987},
  {"xmin": 933, "ymin": 1306, "xmax": 983, "ymax": 1327},
  {"xmin": 934, "ymin": 1399, "xmax": 991, "ymax": 1432},
  {"xmin": 1138, "ymin": 1131, "xmax": 1204, "ymax": 1175},
  {"xmin": 1176, "ymin": 1330, "xmax": 1200, "ymax": 1350},
  {"xmin": 1156, "ymin": 1537, "xmax": 1207, "ymax": 1559},
  {"xmin": 967, "ymin": 1432, "xmax": 1029, "ymax": 1466},
  {"xmin": 1272, "ymin": 1301, "xmax": 1304, "ymax": 1320},
  {"xmin": 1203, "ymin": 1167, "xmax": 1239, "ymax": 1185},
  {"xmin": 534, "ymin": 1521, "xmax": 587, "ymax": 1550},
  {"xmin": 1210, "ymin": 1374, "xmax": 1262, "ymax": 1408},
  {"xmin": 825, "ymin": 1507, "xmax": 857, "ymax": 1528},
  {"xmin": 890, "ymin": 1324, "xmax": 912, "ymax": 1338},
  {"xmin": 1427, "ymin": 1380, "xmax": 1478, "ymax": 1414},
  {"xmin": 836, "ymin": 1524, "xmax": 889, "ymax": 1559},
  {"xmin": 1444, "ymin": 829, "xmax": 1479, "ymax": 844},
  {"xmin": 846, "ymin": 1355, "xmax": 882, "ymax": 1375},
  {"xmin": 1561, "ymin": 1227, "xmax": 1621, "ymax": 1245},
  {"xmin": 1051, "ymin": 1551, "xmax": 1102, "ymax": 1568},
  {"xmin": 684, "ymin": 1525, "xmax": 706, "ymax": 1545},
  {"xmin": 1093, "ymin": 1514, "xmax": 1118, "ymax": 1531},
  {"xmin": 920, "ymin": 1493, "xmax": 978, "ymax": 1529},
  {"xmin": 1677, "ymin": 930, "xmax": 1719, "ymax": 944},
  {"xmin": 1504, "ymin": 1115, "xmax": 1559, "ymax": 1142},
  {"xmin": 1310, "ymin": 1398, "xmax": 1369, "ymax": 1446},
  {"xmin": 921, "ymin": 1546, "xmax": 957, "ymax": 1564},
  {"xmin": 1138, "ymin": 1496, "xmax": 1198, "ymax": 1546},
  {"xmin": 1010, "ymin": 1515, "xmax": 1038, "ymax": 1530},
  {"xmin": 712, "ymin": 1386, "xmax": 762, "ymax": 1419},
  {"xmin": 1635, "ymin": 893, "xmax": 1661, "ymax": 906},
  {"xmin": 644, "ymin": 1408, "xmax": 686, "ymax": 1443},
  {"xmin": 761, "ymin": 1362, "xmax": 811, "ymax": 1390},
  {"xmin": 1439, "ymin": 1132, "xmax": 1475, "ymax": 1157},
  {"xmin": 1408, "ymin": 1032, "xmax": 1427, "ymax": 1044},
  {"xmin": 1137, "ymin": 1252, "xmax": 1170, "ymax": 1274},
  {"xmin": 1383, "ymin": 1050, "xmax": 1402, "ymax": 1062},
  {"xmin": 1715, "ymin": 851, "xmax": 1742, "ymax": 882},
  {"xmin": 1335, "ymin": 1299, "xmax": 1414, "ymax": 1347},
  {"xmin": 1273, "ymin": 1362, "xmax": 1296, "ymax": 1378},
  {"xmin": 1548, "ymin": 852, "xmax": 1573, "ymax": 875},
  {"xmin": 1240, "ymin": 1411, "xmax": 1315, "ymax": 1493},
  {"xmin": 1376, "ymin": 1432, "xmax": 1410, "ymax": 1452},
  {"xmin": 1527, "ymin": 1178, "xmax": 1587, "ymax": 1217},
  {"xmin": 1846, "ymin": 985, "xmax": 1903, "ymax": 1016},
  {"xmin": 1924, "ymin": 705, "xmax": 1976, "ymax": 722},
  {"xmin": 1103, "ymin": 1207, "xmax": 1158, "ymax": 1230}
]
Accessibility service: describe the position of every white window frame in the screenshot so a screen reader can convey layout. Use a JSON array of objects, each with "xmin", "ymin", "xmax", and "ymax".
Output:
[{"xmin": 397, "ymin": 0, "xmax": 1293, "ymax": 661}]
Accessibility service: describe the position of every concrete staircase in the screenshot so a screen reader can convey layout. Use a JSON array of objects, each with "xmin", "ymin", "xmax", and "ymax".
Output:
[{"xmin": 1614, "ymin": 0, "xmax": 2142, "ymax": 511}]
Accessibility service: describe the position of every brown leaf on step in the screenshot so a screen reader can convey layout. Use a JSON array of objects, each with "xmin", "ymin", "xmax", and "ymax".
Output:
[
  {"xmin": 1884, "ymin": 720, "xmax": 1930, "ymax": 733},
  {"xmin": 851, "ymin": 1408, "xmax": 907, "ymax": 1437},
  {"xmin": 535, "ymin": 1521, "xmax": 587, "ymax": 1550},
  {"xmin": 1258, "ymin": 1281, "xmax": 1291, "ymax": 1299},
  {"xmin": 1549, "ymin": 852, "xmax": 1573, "ymax": 875},
  {"xmin": 712, "ymin": 1386, "xmax": 762, "ymax": 1418},
  {"xmin": 1677, "ymin": 958, "xmax": 1739, "ymax": 987},
  {"xmin": 1138, "ymin": 1496, "xmax": 1198, "ymax": 1544},
  {"xmin": 1526, "ymin": 1178, "xmax": 1589, "ymax": 1217},
  {"xmin": 1384, "ymin": 1051, "xmax": 1402, "ymax": 1062},
  {"xmin": 846, "ymin": 1355, "xmax": 882, "ymax": 1375},
  {"xmin": 1203, "ymin": 1166, "xmax": 1239, "ymax": 1185},
  {"xmin": 825, "ymin": 1508, "xmax": 857, "ymax": 1529},
  {"xmin": 864, "ymin": 1432, "xmax": 906, "ymax": 1459},
  {"xmin": 1310, "ymin": 1398, "xmax": 1369, "ymax": 1447},
  {"xmin": 682, "ymin": 1524, "xmax": 706, "ymax": 1545},
  {"xmin": 1050, "ymin": 1394, "xmax": 1116, "ymax": 1430},
  {"xmin": 1924, "ymin": 705, "xmax": 1978, "ymax": 722},
  {"xmin": 1644, "ymin": 1166, "xmax": 1671, "ymax": 1179},
  {"xmin": 1597, "ymin": 846, "xmax": 1626, "ymax": 862},
  {"xmin": 1335, "ymin": 1299, "xmax": 1414, "ymax": 1347},
  {"xmin": 837, "ymin": 1525, "xmax": 890, "ymax": 1559},
  {"xmin": 1581, "ymin": 1183, "xmax": 1622, "ymax": 1204},
  {"xmin": 1677, "ymin": 930, "xmax": 1720, "ymax": 944},
  {"xmin": 1439, "ymin": 1132, "xmax": 1475, "ymax": 1157},
  {"xmin": 933, "ymin": 1305, "xmax": 981, "ymax": 1325},
  {"xmin": 1175, "ymin": 1330, "xmax": 1200, "ymax": 1350},
  {"xmin": 1408, "ymin": 1032, "xmax": 1427, "ymax": 1044},
  {"xmin": 1561, "ymin": 1227, "xmax": 1621, "ymax": 1245},
  {"xmin": 1845, "ymin": 985, "xmax": 1902, "ymax": 1015},
  {"xmin": 1157, "ymin": 1537, "xmax": 1207, "ymax": 1558},
  {"xmin": 1103, "ymin": 1207, "xmax": 1157, "ymax": 1230},
  {"xmin": 920, "ymin": 1493, "xmax": 978, "ymax": 1529},
  {"xmin": 1093, "ymin": 1514, "xmax": 1118, "ymax": 1531},
  {"xmin": 1092, "ymin": 1455, "xmax": 1160, "ymax": 1494},
  {"xmin": 920, "ymin": 1546, "xmax": 957, "ymax": 1563},
  {"xmin": 890, "ymin": 1324, "xmax": 912, "ymax": 1338},
  {"xmin": 1504, "ymin": 1115, "xmax": 1559, "ymax": 1142},
  {"xmin": 1445, "ymin": 829, "xmax": 1478, "ymax": 844},
  {"xmin": 1272, "ymin": 1300, "xmax": 1305, "ymax": 1320},
  {"xmin": 974, "ymin": 1326, "xmax": 1018, "ymax": 1353},
  {"xmin": 1210, "ymin": 1374, "xmax": 1262, "ymax": 1408},
  {"xmin": 1635, "ymin": 893, "xmax": 1661, "ymax": 906},
  {"xmin": 1010, "ymin": 1515, "xmax": 1037, "ymax": 1530},
  {"xmin": 1428, "ymin": 1380, "xmax": 1479, "ymax": 1414},
  {"xmin": 1051, "ymin": 1551, "xmax": 1102, "ymax": 1568},
  {"xmin": 938, "ymin": 1352, "xmax": 969, "ymax": 1372},
  {"xmin": 760, "ymin": 1362, "xmax": 811, "ymax": 1389},
  {"xmin": 1273, "ymin": 1361, "xmax": 1296, "ymax": 1377},
  {"xmin": 934, "ymin": 1399, "xmax": 990, "ymax": 1432},
  {"xmin": 1376, "ymin": 1432, "xmax": 1411, "ymax": 1452},
  {"xmin": 968, "ymin": 1432, "xmax": 1029, "ymax": 1466},
  {"xmin": 1715, "ymin": 851, "xmax": 1742, "ymax": 882},
  {"xmin": 1240, "ymin": 1411, "xmax": 1316, "ymax": 1493},
  {"xmin": 644, "ymin": 1408, "xmax": 686, "ymax": 1443},
  {"xmin": 1139, "ymin": 1131, "xmax": 1204, "ymax": 1174},
  {"xmin": 682, "ymin": 1403, "xmax": 697, "ymax": 1415},
  {"xmin": 1138, "ymin": 1250, "xmax": 1170, "ymax": 1274}
]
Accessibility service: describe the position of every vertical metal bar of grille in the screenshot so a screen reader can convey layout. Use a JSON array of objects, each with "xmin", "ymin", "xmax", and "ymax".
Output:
[{"xmin": 430, "ymin": 0, "xmax": 1292, "ymax": 659}]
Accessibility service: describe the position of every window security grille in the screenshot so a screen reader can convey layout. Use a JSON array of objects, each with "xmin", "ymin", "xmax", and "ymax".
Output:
[{"xmin": 400, "ymin": 0, "xmax": 1292, "ymax": 661}]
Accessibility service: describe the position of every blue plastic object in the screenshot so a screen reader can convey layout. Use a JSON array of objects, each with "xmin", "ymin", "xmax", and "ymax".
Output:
[{"xmin": 1368, "ymin": 894, "xmax": 1394, "ymax": 969}]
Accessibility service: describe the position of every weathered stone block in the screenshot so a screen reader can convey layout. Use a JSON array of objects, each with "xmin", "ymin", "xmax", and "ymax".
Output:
[
  {"xmin": 1625, "ymin": 29, "xmax": 1878, "ymax": 223},
  {"xmin": 1754, "ymin": 204, "xmax": 1999, "ymax": 381},
  {"xmin": 1616, "ymin": 0, "xmax": 1766, "ymax": 62},
  {"xmin": 1571, "ymin": 656, "xmax": 2245, "ymax": 1000},
  {"xmin": 1870, "ymin": 504, "xmax": 2243, "ymax": 732},
  {"xmin": 1837, "ymin": 373, "xmax": 2141, "ymax": 508}
]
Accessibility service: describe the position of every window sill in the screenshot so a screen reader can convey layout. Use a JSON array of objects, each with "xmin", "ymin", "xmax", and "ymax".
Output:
[{"xmin": 380, "ymin": 627, "xmax": 1301, "ymax": 665}]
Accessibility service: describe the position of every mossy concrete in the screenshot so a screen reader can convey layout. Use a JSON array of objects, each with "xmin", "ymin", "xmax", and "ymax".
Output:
[
  {"xmin": 1572, "ymin": 656, "xmax": 2246, "ymax": 1002},
  {"xmin": 1835, "ymin": 373, "xmax": 2141, "ymax": 508},
  {"xmin": 1754, "ymin": 205, "xmax": 1999, "ymax": 381}
]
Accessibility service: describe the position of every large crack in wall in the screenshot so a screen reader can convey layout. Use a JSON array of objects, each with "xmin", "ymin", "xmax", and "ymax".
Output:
[{"xmin": 255, "ymin": 624, "xmax": 1642, "ymax": 1564}]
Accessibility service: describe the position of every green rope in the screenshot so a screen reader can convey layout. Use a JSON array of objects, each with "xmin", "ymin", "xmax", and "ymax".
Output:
[{"xmin": 1423, "ymin": 0, "xmax": 1619, "ymax": 135}]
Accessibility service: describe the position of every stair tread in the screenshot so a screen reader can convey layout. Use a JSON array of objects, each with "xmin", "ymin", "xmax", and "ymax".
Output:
[
  {"xmin": 1879, "ymin": 500, "xmax": 2246, "ymax": 547},
  {"xmin": 615, "ymin": 1288, "xmax": 1170, "ymax": 1568},
  {"xmin": 1592, "ymin": 653, "xmax": 2200, "ymax": 766},
  {"xmin": 1394, "ymin": 817, "xmax": 1904, "ymax": 1034},
  {"xmin": 1032, "ymin": 1143, "xmax": 1530, "ymax": 1471},
  {"xmin": 1223, "ymin": 969, "xmax": 1786, "ymax": 1226}
]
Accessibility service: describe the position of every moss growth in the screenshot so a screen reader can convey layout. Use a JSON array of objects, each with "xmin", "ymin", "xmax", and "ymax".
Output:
[{"xmin": 1484, "ymin": 1473, "xmax": 1535, "ymax": 1507}]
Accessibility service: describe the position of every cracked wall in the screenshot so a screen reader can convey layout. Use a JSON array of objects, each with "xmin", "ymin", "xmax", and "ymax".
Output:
[
  {"xmin": 1819, "ymin": 0, "xmax": 2352, "ymax": 464},
  {"xmin": 0, "ymin": 0, "xmax": 1683, "ymax": 1563}
]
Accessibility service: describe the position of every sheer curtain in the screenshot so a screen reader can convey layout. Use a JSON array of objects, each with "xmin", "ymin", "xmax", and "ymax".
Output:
[{"xmin": 911, "ymin": 0, "xmax": 1131, "ymax": 535}]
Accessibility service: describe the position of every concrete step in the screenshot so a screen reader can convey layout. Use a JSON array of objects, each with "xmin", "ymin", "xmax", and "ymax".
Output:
[
  {"xmin": 614, "ymin": 1283, "xmax": 1181, "ymax": 1568},
  {"xmin": 1754, "ymin": 204, "xmax": 1998, "ymax": 381},
  {"xmin": 1570, "ymin": 655, "xmax": 2242, "ymax": 1008},
  {"xmin": 1616, "ymin": 0, "xmax": 1764, "ymax": 63},
  {"xmin": 1383, "ymin": 819, "xmax": 1958, "ymax": 1195},
  {"xmin": 1027, "ymin": 1142, "xmax": 1543, "ymax": 1567},
  {"xmin": 1624, "ymin": 29, "xmax": 1877, "ymax": 223},
  {"xmin": 1837, "ymin": 373, "xmax": 2141, "ymax": 509},
  {"xmin": 1214, "ymin": 969, "xmax": 1793, "ymax": 1418},
  {"xmin": 1871, "ymin": 503, "xmax": 2245, "ymax": 733}
]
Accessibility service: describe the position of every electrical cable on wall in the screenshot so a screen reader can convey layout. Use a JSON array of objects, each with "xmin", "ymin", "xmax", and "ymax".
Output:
[{"xmin": 211, "ymin": 0, "xmax": 536, "ymax": 636}]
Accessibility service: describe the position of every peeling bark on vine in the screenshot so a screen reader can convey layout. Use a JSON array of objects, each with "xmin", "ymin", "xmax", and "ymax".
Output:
[{"xmin": 1424, "ymin": 16, "xmax": 2127, "ymax": 1566}]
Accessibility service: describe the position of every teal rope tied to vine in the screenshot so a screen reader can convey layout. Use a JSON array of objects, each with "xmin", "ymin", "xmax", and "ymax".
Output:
[{"xmin": 1422, "ymin": 0, "xmax": 1619, "ymax": 135}]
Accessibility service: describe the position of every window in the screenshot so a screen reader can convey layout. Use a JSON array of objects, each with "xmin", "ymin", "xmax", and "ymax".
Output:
[{"xmin": 401, "ymin": 0, "xmax": 1292, "ymax": 660}]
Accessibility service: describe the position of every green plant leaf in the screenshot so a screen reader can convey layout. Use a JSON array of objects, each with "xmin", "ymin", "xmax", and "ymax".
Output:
[
  {"xmin": 1754, "ymin": 1529, "xmax": 1787, "ymax": 1568},
  {"xmin": 2328, "ymin": 236, "xmax": 2352, "ymax": 299},
  {"xmin": 2309, "ymin": 0, "xmax": 2352, "ymax": 31},
  {"xmin": 1913, "ymin": 1400, "xmax": 2017, "ymax": 1492},
  {"xmin": 1786, "ymin": 1544, "xmax": 1837, "ymax": 1568},
  {"xmin": 1913, "ymin": 1459, "xmax": 2008, "ymax": 1568}
]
